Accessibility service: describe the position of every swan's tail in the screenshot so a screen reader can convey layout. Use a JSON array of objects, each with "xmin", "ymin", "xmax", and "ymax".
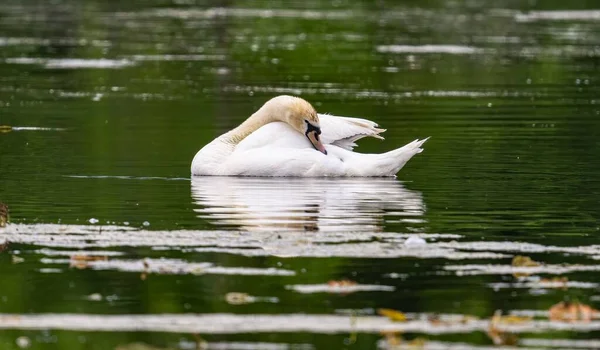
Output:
[{"xmin": 365, "ymin": 137, "xmax": 430, "ymax": 176}]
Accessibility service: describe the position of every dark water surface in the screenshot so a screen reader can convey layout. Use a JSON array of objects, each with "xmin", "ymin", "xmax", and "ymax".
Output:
[{"xmin": 1, "ymin": 0, "xmax": 600, "ymax": 349}]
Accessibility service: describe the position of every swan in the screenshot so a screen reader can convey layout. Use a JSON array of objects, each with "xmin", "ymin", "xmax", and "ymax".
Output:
[{"xmin": 191, "ymin": 95, "xmax": 428, "ymax": 177}]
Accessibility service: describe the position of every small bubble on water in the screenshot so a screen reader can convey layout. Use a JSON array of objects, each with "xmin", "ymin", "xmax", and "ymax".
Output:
[
  {"xmin": 143, "ymin": 221, "xmax": 150, "ymax": 227},
  {"xmin": 88, "ymin": 218, "xmax": 99, "ymax": 224},
  {"xmin": 487, "ymin": 102, "xmax": 492, "ymax": 107},
  {"xmin": 526, "ymin": 78, "xmax": 532, "ymax": 84},
  {"xmin": 124, "ymin": 221, "xmax": 129, "ymax": 226}
]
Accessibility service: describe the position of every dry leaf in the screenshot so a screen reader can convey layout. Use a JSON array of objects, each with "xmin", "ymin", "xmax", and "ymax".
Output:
[
  {"xmin": 512, "ymin": 255, "xmax": 542, "ymax": 277},
  {"xmin": 0, "ymin": 240, "xmax": 9, "ymax": 253},
  {"xmin": 380, "ymin": 332, "xmax": 426, "ymax": 349},
  {"xmin": 378, "ymin": 308, "xmax": 407, "ymax": 322},
  {"xmin": 0, "ymin": 126, "xmax": 12, "ymax": 133},
  {"xmin": 549, "ymin": 301, "xmax": 599, "ymax": 322},
  {"xmin": 381, "ymin": 331, "xmax": 403, "ymax": 346},
  {"xmin": 225, "ymin": 292, "xmax": 255, "ymax": 305},
  {"xmin": 70, "ymin": 255, "xmax": 108, "ymax": 269},
  {"xmin": 327, "ymin": 279, "xmax": 358, "ymax": 287},
  {"xmin": 512, "ymin": 255, "xmax": 541, "ymax": 267},
  {"xmin": 0, "ymin": 202, "xmax": 8, "ymax": 227},
  {"xmin": 487, "ymin": 310, "xmax": 519, "ymax": 346},
  {"xmin": 71, "ymin": 255, "xmax": 108, "ymax": 262}
]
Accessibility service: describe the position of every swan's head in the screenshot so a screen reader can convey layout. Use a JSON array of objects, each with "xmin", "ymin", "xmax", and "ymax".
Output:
[{"xmin": 263, "ymin": 95, "xmax": 327, "ymax": 155}]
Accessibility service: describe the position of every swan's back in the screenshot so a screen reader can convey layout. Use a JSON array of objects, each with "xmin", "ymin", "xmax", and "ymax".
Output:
[{"xmin": 191, "ymin": 96, "xmax": 428, "ymax": 177}]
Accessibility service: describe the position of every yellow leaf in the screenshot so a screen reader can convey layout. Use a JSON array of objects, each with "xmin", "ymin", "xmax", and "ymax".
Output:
[
  {"xmin": 512, "ymin": 255, "xmax": 541, "ymax": 267},
  {"xmin": 378, "ymin": 308, "xmax": 407, "ymax": 322}
]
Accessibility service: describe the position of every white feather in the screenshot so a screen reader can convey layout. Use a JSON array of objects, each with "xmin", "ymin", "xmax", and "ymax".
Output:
[{"xmin": 318, "ymin": 113, "xmax": 385, "ymax": 151}]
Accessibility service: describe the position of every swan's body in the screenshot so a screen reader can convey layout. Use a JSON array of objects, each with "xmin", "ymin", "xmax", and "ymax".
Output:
[{"xmin": 191, "ymin": 95, "xmax": 428, "ymax": 177}]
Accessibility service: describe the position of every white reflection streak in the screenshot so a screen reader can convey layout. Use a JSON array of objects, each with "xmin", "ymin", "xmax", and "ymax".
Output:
[{"xmin": 191, "ymin": 177, "xmax": 425, "ymax": 232}]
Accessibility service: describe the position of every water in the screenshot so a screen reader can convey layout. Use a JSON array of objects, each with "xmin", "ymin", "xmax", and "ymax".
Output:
[{"xmin": 1, "ymin": 0, "xmax": 600, "ymax": 349}]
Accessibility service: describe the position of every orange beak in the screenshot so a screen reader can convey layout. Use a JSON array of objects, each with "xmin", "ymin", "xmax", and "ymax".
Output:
[{"xmin": 307, "ymin": 131, "xmax": 327, "ymax": 155}]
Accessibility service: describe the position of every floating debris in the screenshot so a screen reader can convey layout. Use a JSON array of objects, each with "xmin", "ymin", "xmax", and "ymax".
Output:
[
  {"xmin": 86, "ymin": 293, "xmax": 103, "ymax": 302},
  {"xmin": 377, "ymin": 309, "xmax": 407, "ymax": 322},
  {"xmin": 539, "ymin": 277, "xmax": 569, "ymax": 289},
  {"xmin": 548, "ymin": 301, "xmax": 599, "ymax": 322},
  {"xmin": 511, "ymin": 255, "xmax": 542, "ymax": 278},
  {"xmin": 487, "ymin": 311, "xmax": 520, "ymax": 346},
  {"xmin": 489, "ymin": 276, "xmax": 596, "ymax": 291},
  {"xmin": 512, "ymin": 256, "xmax": 541, "ymax": 267},
  {"xmin": 0, "ymin": 203, "xmax": 8, "ymax": 227},
  {"xmin": 224, "ymin": 292, "xmax": 278, "ymax": 305},
  {"xmin": 288, "ymin": 282, "xmax": 395, "ymax": 294},
  {"xmin": 11, "ymin": 255, "xmax": 24, "ymax": 264},
  {"xmin": 379, "ymin": 332, "xmax": 427, "ymax": 349},
  {"xmin": 70, "ymin": 255, "xmax": 108, "ymax": 270},
  {"xmin": 225, "ymin": 292, "xmax": 255, "ymax": 305},
  {"xmin": 15, "ymin": 336, "xmax": 30, "ymax": 348},
  {"xmin": 404, "ymin": 236, "xmax": 427, "ymax": 246},
  {"xmin": 43, "ymin": 257, "xmax": 296, "ymax": 277},
  {"xmin": 0, "ymin": 126, "xmax": 11, "ymax": 133},
  {"xmin": 115, "ymin": 343, "xmax": 173, "ymax": 350},
  {"xmin": 446, "ymin": 263, "xmax": 600, "ymax": 276}
]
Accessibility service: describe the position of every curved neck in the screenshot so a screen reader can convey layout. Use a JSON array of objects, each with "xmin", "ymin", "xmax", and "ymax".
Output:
[{"xmin": 222, "ymin": 108, "xmax": 279, "ymax": 145}]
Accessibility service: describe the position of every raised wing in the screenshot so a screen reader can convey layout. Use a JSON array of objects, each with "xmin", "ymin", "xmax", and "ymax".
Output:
[{"xmin": 318, "ymin": 113, "xmax": 386, "ymax": 151}]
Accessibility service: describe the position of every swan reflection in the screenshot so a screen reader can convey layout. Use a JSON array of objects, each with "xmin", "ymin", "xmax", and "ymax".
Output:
[{"xmin": 191, "ymin": 177, "xmax": 425, "ymax": 232}]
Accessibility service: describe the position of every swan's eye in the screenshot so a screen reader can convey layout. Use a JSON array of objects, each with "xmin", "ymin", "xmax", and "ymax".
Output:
[{"xmin": 305, "ymin": 120, "xmax": 321, "ymax": 135}]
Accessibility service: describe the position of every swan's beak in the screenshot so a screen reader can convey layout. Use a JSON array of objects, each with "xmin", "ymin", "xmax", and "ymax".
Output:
[{"xmin": 307, "ymin": 131, "xmax": 327, "ymax": 155}]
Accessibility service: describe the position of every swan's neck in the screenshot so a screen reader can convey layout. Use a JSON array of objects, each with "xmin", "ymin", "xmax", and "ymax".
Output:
[{"xmin": 222, "ymin": 109, "xmax": 278, "ymax": 145}]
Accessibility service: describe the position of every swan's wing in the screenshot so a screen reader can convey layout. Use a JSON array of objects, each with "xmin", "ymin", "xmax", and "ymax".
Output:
[
  {"xmin": 318, "ymin": 113, "xmax": 386, "ymax": 151},
  {"xmin": 234, "ymin": 122, "xmax": 311, "ymax": 153}
]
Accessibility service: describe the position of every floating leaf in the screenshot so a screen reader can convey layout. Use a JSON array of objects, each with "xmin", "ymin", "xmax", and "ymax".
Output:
[
  {"xmin": 11, "ymin": 255, "xmax": 24, "ymax": 264},
  {"xmin": 512, "ymin": 255, "xmax": 541, "ymax": 267},
  {"xmin": 380, "ymin": 332, "xmax": 427, "ymax": 349},
  {"xmin": 327, "ymin": 279, "xmax": 358, "ymax": 287},
  {"xmin": 0, "ymin": 202, "xmax": 8, "ymax": 227},
  {"xmin": 487, "ymin": 310, "xmax": 520, "ymax": 346},
  {"xmin": 378, "ymin": 308, "xmax": 407, "ymax": 322},
  {"xmin": 70, "ymin": 255, "xmax": 108, "ymax": 269},
  {"xmin": 71, "ymin": 255, "xmax": 108, "ymax": 262},
  {"xmin": 381, "ymin": 331, "xmax": 402, "ymax": 347},
  {"xmin": 491, "ymin": 311, "xmax": 532, "ymax": 325},
  {"xmin": 225, "ymin": 292, "xmax": 256, "ymax": 305},
  {"xmin": 224, "ymin": 292, "xmax": 277, "ymax": 305},
  {"xmin": 0, "ymin": 125, "xmax": 12, "ymax": 133},
  {"xmin": 549, "ymin": 301, "xmax": 599, "ymax": 322},
  {"xmin": 512, "ymin": 255, "xmax": 542, "ymax": 277}
]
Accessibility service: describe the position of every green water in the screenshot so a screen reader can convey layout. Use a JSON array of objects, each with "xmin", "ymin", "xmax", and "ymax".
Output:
[{"xmin": 1, "ymin": 0, "xmax": 600, "ymax": 349}]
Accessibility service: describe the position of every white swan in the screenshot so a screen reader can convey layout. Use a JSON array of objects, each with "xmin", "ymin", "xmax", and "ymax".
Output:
[{"xmin": 191, "ymin": 95, "xmax": 428, "ymax": 177}]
